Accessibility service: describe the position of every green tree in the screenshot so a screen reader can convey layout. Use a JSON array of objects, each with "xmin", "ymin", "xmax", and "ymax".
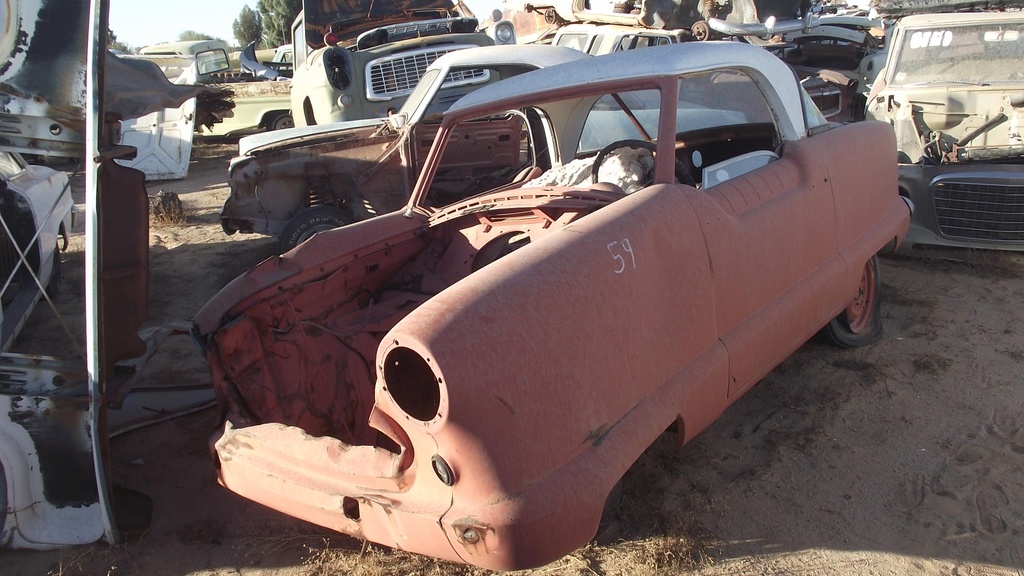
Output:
[
  {"xmin": 178, "ymin": 30, "xmax": 226, "ymax": 43},
  {"xmin": 257, "ymin": 0, "xmax": 302, "ymax": 48},
  {"xmin": 233, "ymin": 5, "xmax": 264, "ymax": 48},
  {"xmin": 108, "ymin": 28, "xmax": 132, "ymax": 53}
]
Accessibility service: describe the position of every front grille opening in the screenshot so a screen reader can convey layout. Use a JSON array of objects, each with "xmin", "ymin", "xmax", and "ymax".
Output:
[
  {"xmin": 383, "ymin": 347, "xmax": 441, "ymax": 422},
  {"xmin": 343, "ymin": 497, "xmax": 361, "ymax": 521},
  {"xmin": 934, "ymin": 181, "xmax": 1024, "ymax": 242},
  {"xmin": 368, "ymin": 49, "xmax": 453, "ymax": 100},
  {"xmin": 366, "ymin": 47, "xmax": 489, "ymax": 101}
]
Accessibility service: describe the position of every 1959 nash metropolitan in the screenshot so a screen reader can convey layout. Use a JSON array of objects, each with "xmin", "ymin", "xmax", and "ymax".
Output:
[{"xmin": 193, "ymin": 42, "xmax": 912, "ymax": 570}]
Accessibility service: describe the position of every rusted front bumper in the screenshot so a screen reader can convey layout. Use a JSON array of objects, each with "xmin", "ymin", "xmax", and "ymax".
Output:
[
  {"xmin": 212, "ymin": 419, "xmax": 462, "ymax": 559},
  {"xmin": 211, "ymin": 417, "xmax": 608, "ymax": 570}
]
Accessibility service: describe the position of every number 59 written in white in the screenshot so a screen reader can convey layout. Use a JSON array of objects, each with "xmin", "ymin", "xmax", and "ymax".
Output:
[{"xmin": 607, "ymin": 239, "xmax": 636, "ymax": 274}]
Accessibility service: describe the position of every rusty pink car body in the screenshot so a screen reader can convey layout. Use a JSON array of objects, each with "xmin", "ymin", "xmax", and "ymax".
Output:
[{"xmin": 193, "ymin": 42, "xmax": 911, "ymax": 570}]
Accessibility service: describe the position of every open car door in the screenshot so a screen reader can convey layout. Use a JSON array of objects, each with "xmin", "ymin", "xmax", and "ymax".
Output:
[{"xmin": 0, "ymin": 0, "xmax": 217, "ymax": 548}]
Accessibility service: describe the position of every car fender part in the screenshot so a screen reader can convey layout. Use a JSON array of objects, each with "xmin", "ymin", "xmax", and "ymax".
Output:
[{"xmin": 0, "ymin": 357, "xmax": 102, "ymax": 549}]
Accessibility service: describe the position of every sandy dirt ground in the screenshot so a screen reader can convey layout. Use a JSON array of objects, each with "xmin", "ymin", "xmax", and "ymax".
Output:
[{"xmin": 3, "ymin": 140, "xmax": 1024, "ymax": 576}]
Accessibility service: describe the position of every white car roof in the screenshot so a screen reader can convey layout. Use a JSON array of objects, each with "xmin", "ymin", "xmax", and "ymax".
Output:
[
  {"xmin": 447, "ymin": 41, "xmax": 807, "ymax": 141},
  {"xmin": 897, "ymin": 10, "xmax": 1024, "ymax": 26}
]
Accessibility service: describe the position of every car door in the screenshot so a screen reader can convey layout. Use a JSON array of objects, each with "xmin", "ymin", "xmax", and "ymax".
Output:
[{"xmin": 676, "ymin": 69, "xmax": 846, "ymax": 398}]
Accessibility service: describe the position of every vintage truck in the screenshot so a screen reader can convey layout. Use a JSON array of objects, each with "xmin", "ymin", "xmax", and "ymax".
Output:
[
  {"xmin": 289, "ymin": 0, "xmax": 516, "ymax": 127},
  {"xmin": 137, "ymin": 40, "xmax": 294, "ymax": 136},
  {"xmin": 865, "ymin": 10, "xmax": 1024, "ymax": 251}
]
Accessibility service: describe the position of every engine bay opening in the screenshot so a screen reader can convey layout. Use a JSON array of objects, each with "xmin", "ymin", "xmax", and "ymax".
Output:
[
  {"xmin": 384, "ymin": 347, "xmax": 441, "ymax": 422},
  {"xmin": 472, "ymin": 231, "xmax": 531, "ymax": 271}
]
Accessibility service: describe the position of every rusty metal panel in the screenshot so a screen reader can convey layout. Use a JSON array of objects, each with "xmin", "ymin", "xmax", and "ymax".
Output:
[
  {"xmin": 0, "ymin": 0, "xmax": 88, "ymax": 157},
  {"xmin": 0, "ymin": 355, "xmax": 99, "ymax": 549},
  {"xmin": 302, "ymin": 0, "xmax": 461, "ymax": 48}
]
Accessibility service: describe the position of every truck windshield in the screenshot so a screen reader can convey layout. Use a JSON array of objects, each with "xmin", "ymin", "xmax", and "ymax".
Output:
[{"xmin": 890, "ymin": 22, "xmax": 1024, "ymax": 86}]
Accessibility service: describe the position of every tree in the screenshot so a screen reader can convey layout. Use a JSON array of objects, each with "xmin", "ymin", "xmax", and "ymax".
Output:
[
  {"xmin": 178, "ymin": 30, "xmax": 226, "ymax": 43},
  {"xmin": 257, "ymin": 0, "xmax": 302, "ymax": 48},
  {"xmin": 233, "ymin": 6, "xmax": 264, "ymax": 48},
  {"xmin": 108, "ymin": 28, "xmax": 132, "ymax": 53}
]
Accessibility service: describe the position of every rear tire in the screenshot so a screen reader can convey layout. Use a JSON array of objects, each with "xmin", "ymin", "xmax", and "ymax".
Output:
[
  {"xmin": 825, "ymin": 255, "xmax": 883, "ymax": 348},
  {"xmin": 269, "ymin": 113, "xmax": 294, "ymax": 131},
  {"xmin": 279, "ymin": 206, "xmax": 352, "ymax": 252}
]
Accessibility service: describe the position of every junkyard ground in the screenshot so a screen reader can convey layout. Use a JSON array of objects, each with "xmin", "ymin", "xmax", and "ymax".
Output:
[{"xmin": 3, "ymin": 139, "xmax": 1024, "ymax": 576}]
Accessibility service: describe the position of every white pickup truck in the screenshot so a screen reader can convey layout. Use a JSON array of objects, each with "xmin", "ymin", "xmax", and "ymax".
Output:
[{"xmin": 137, "ymin": 40, "xmax": 294, "ymax": 135}]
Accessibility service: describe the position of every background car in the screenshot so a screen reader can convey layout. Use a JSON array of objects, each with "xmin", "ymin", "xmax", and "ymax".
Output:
[
  {"xmin": 866, "ymin": 11, "xmax": 1024, "ymax": 252},
  {"xmin": 0, "ymin": 151, "xmax": 74, "ymax": 351},
  {"xmin": 220, "ymin": 45, "xmax": 589, "ymax": 252},
  {"xmin": 289, "ymin": 0, "xmax": 516, "ymax": 127},
  {"xmin": 195, "ymin": 42, "xmax": 910, "ymax": 571}
]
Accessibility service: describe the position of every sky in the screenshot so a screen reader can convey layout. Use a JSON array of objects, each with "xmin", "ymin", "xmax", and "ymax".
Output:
[
  {"xmin": 109, "ymin": 0, "xmax": 262, "ymax": 49},
  {"xmin": 108, "ymin": 0, "xmax": 502, "ymax": 50}
]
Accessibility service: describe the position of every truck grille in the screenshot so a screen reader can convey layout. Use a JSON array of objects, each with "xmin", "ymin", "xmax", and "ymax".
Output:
[
  {"xmin": 934, "ymin": 180, "xmax": 1024, "ymax": 242},
  {"xmin": 366, "ymin": 45, "xmax": 484, "ymax": 101}
]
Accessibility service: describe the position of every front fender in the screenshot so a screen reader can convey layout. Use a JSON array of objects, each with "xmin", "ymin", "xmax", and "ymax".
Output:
[{"xmin": 378, "ymin": 184, "xmax": 729, "ymax": 569}]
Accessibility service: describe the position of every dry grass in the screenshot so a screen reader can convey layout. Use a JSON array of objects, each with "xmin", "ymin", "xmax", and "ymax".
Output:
[
  {"xmin": 46, "ymin": 543, "xmax": 130, "ymax": 576},
  {"xmin": 149, "ymin": 190, "xmax": 187, "ymax": 226},
  {"xmin": 293, "ymin": 532, "xmax": 706, "ymax": 576},
  {"xmin": 301, "ymin": 540, "xmax": 481, "ymax": 576}
]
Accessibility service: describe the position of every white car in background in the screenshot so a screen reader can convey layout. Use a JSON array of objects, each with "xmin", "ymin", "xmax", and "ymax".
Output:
[{"xmin": 0, "ymin": 150, "xmax": 74, "ymax": 352}]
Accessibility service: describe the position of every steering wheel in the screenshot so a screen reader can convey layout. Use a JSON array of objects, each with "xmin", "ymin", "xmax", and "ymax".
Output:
[{"xmin": 591, "ymin": 139, "xmax": 696, "ymax": 188}]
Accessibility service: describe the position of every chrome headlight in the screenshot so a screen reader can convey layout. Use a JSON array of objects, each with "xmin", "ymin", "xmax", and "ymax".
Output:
[{"xmin": 490, "ymin": 20, "xmax": 516, "ymax": 45}]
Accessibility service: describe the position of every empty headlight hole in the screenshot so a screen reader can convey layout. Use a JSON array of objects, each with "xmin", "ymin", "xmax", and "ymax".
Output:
[{"xmin": 384, "ymin": 347, "xmax": 441, "ymax": 422}]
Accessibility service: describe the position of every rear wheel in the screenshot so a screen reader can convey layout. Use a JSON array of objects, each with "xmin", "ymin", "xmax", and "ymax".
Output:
[
  {"xmin": 825, "ymin": 255, "xmax": 883, "ymax": 348},
  {"xmin": 269, "ymin": 113, "xmax": 294, "ymax": 131},
  {"xmin": 279, "ymin": 206, "xmax": 352, "ymax": 252}
]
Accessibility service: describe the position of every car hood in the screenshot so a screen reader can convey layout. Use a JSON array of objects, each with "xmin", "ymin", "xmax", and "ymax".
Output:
[
  {"xmin": 237, "ymin": 118, "xmax": 386, "ymax": 156},
  {"xmin": 303, "ymin": 0, "xmax": 461, "ymax": 48}
]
